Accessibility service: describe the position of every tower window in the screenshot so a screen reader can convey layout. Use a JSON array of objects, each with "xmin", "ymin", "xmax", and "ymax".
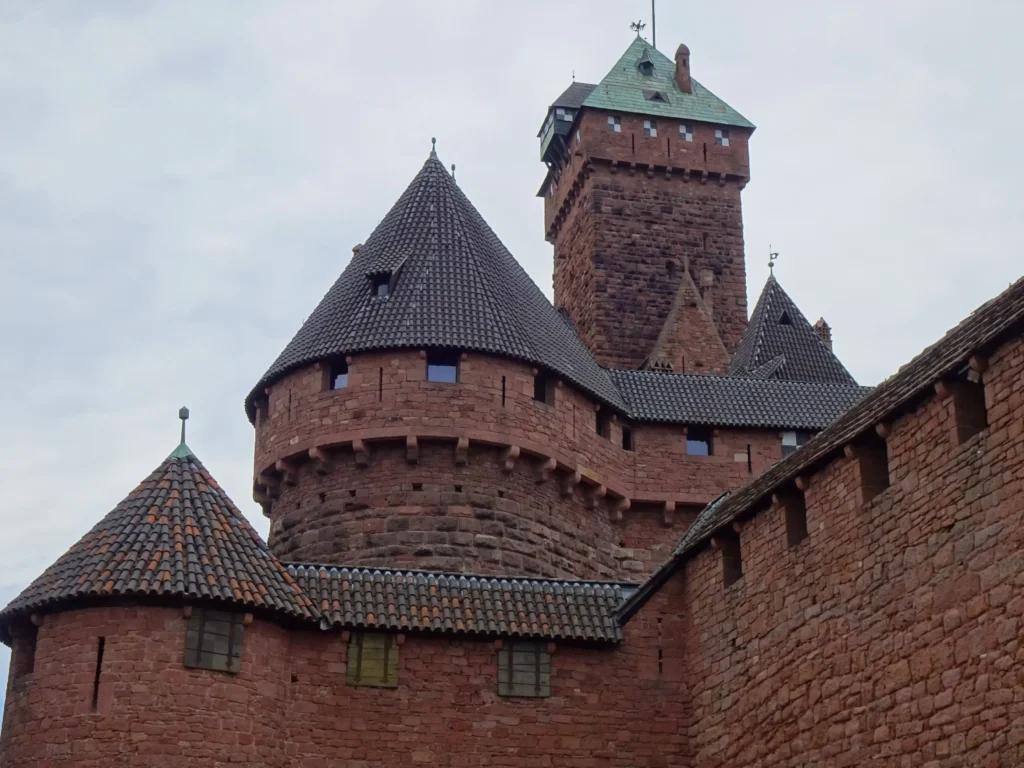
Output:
[
  {"xmin": 347, "ymin": 633, "xmax": 399, "ymax": 688},
  {"xmin": 638, "ymin": 60, "xmax": 655, "ymax": 76},
  {"xmin": 782, "ymin": 430, "xmax": 811, "ymax": 457},
  {"xmin": 185, "ymin": 609, "xmax": 244, "ymax": 674},
  {"xmin": 11, "ymin": 624, "xmax": 38, "ymax": 680},
  {"xmin": 622, "ymin": 426, "xmax": 634, "ymax": 452},
  {"xmin": 720, "ymin": 530, "xmax": 743, "ymax": 586},
  {"xmin": 372, "ymin": 274, "xmax": 390, "ymax": 297},
  {"xmin": 555, "ymin": 107, "xmax": 574, "ymax": 123},
  {"xmin": 643, "ymin": 120, "xmax": 657, "ymax": 138},
  {"xmin": 715, "ymin": 129, "xmax": 730, "ymax": 147},
  {"xmin": 608, "ymin": 115, "xmax": 621, "ymax": 133},
  {"xmin": 679, "ymin": 124, "xmax": 693, "ymax": 142},
  {"xmin": 533, "ymin": 372, "xmax": 555, "ymax": 405},
  {"xmin": 857, "ymin": 434, "xmax": 890, "ymax": 504},
  {"xmin": 596, "ymin": 410, "xmax": 612, "ymax": 439},
  {"xmin": 329, "ymin": 360, "xmax": 349, "ymax": 390},
  {"xmin": 498, "ymin": 640, "xmax": 551, "ymax": 698},
  {"xmin": 426, "ymin": 350, "xmax": 459, "ymax": 383},
  {"xmin": 686, "ymin": 427, "xmax": 713, "ymax": 456},
  {"xmin": 781, "ymin": 488, "xmax": 809, "ymax": 547},
  {"xmin": 949, "ymin": 379, "xmax": 988, "ymax": 444}
]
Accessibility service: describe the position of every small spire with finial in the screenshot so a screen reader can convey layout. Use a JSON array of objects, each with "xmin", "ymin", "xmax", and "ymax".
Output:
[
  {"xmin": 768, "ymin": 246, "xmax": 779, "ymax": 275},
  {"xmin": 168, "ymin": 406, "xmax": 194, "ymax": 459},
  {"xmin": 451, "ymin": 163, "xmax": 456, "ymax": 180},
  {"xmin": 430, "ymin": 137, "xmax": 437, "ymax": 158}
]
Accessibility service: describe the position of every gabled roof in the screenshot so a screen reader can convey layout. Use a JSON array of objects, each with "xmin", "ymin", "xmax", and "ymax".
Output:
[
  {"xmin": 0, "ymin": 445, "xmax": 315, "ymax": 635},
  {"xmin": 582, "ymin": 36, "xmax": 754, "ymax": 129},
  {"xmin": 729, "ymin": 275, "xmax": 858, "ymax": 385},
  {"xmin": 620, "ymin": 273, "xmax": 1024, "ymax": 622},
  {"xmin": 610, "ymin": 370, "xmax": 869, "ymax": 429},
  {"xmin": 290, "ymin": 565, "xmax": 627, "ymax": 643},
  {"xmin": 246, "ymin": 152, "xmax": 626, "ymax": 420}
]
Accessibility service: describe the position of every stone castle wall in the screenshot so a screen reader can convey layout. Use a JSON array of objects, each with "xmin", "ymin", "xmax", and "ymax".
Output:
[
  {"xmin": 680, "ymin": 332, "xmax": 1024, "ymax": 766},
  {"xmin": 254, "ymin": 350, "xmax": 783, "ymax": 578}
]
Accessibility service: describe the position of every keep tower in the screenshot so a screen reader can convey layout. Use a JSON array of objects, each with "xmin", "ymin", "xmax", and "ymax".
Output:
[{"xmin": 539, "ymin": 36, "xmax": 755, "ymax": 373}]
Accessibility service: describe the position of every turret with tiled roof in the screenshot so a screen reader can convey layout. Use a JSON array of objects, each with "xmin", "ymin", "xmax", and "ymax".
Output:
[
  {"xmin": 0, "ymin": 411, "xmax": 314, "ymax": 640},
  {"xmin": 729, "ymin": 274, "xmax": 858, "ymax": 385}
]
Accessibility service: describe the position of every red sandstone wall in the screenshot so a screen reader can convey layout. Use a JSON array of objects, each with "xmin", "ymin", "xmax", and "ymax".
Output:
[
  {"xmin": 0, "ymin": 606, "xmax": 292, "ymax": 767},
  {"xmin": 681, "ymin": 332, "xmax": 1024, "ymax": 766},
  {"xmin": 1, "ymin": 583, "xmax": 696, "ymax": 767},
  {"xmin": 255, "ymin": 350, "xmax": 784, "ymax": 578},
  {"xmin": 546, "ymin": 111, "xmax": 751, "ymax": 367}
]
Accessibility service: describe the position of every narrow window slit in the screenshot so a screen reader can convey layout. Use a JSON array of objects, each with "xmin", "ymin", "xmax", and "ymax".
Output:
[{"xmin": 91, "ymin": 637, "xmax": 105, "ymax": 711}]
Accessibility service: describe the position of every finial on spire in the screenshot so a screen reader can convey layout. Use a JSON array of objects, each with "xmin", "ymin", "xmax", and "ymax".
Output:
[
  {"xmin": 430, "ymin": 137, "xmax": 437, "ymax": 158},
  {"xmin": 630, "ymin": 19, "xmax": 646, "ymax": 36},
  {"xmin": 451, "ymin": 163, "xmax": 456, "ymax": 180},
  {"xmin": 768, "ymin": 246, "xmax": 779, "ymax": 275},
  {"xmin": 178, "ymin": 406, "xmax": 190, "ymax": 444}
]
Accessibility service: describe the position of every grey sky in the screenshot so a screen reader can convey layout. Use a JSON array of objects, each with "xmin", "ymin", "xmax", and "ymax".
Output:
[{"xmin": 0, "ymin": 1, "xmax": 1021, "ymax": 705}]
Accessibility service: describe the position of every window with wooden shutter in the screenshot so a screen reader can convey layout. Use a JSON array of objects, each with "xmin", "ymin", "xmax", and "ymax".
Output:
[
  {"xmin": 184, "ymin": 609, "xmax": 244, "ymax": 674},
  {"xmin": 347, "ymin": 633, "xmax": 399, "ymax": 688},
  {"xmin": 497, "ymin": 641, "xmax": 550, "ymax": 698}
]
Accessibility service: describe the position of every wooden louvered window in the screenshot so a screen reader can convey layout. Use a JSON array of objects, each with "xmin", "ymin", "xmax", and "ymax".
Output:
[
  {"xmin": 497, "ymin": 641, "xmax": 551, "ymax": 698},
  {"xmin": 184, "ymin": 609, "xmax": 244, "ymax": 674},
  {"xmin": 347, "ymin": 633, "xmax": 399, "ymax": 688}
]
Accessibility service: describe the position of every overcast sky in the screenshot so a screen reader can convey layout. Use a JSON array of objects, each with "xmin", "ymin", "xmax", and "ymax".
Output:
[{"xmin": 1, "ymin": 0, "xmax": 1021, "ymax": 705}]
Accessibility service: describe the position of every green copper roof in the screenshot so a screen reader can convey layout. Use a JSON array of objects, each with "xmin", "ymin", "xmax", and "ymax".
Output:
[
  {"xmin": 582, "ymin": 37, "xmax": 754, "ymax": 129},
  {"xmin": 166, "ymin": 441, "xmax": 194, "ymax": 460}
]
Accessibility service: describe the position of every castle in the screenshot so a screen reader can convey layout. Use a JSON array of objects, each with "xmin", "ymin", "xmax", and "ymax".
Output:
[{"xmin": 2, "ymin": 34, "xmax": 1022, "ymax": 767}]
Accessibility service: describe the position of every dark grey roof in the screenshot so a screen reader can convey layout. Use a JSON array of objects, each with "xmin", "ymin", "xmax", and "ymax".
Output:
[
  {"xmin": 620, "ymin": 273, "xmax": 1024, "ymax": 623},
  {"xmin": 0, "ymin": 447, "xmax": 315, "ymax": 637},
  {"xmin": 729, "ymin": 275, "xmax": 857, "ymax": 385},
  {"xmin": 246, "ymin": 153, "xmax": 626, "ymax": 419},
  {"xmin": 551, "ymin": 81, "xmax": 596, "ymax": 110},
  {"xmin": 610, "ymin": 369, "xmax": 870, "ymax": 429},
  {"xmin": 289, "ymin": 565, "xmax": 626, "ymax": 643}
]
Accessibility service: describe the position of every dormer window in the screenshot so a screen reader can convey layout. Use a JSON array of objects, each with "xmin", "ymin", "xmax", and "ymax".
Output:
[
  {"xmin": 643, "ymin": 89, "xmax": 669, "ymax": 103},
  {"xmin": 679, "ymin": 124, "xmax": 693, "ymax": 142},
  {"xmin": 637, "ymin": 50, "xmax": 656, "ymax": 76},
  {"xmin": 372, "ymin": 274, "xmax": 390, "ymax": 298},
  {"xmin": 607, "ymin": 115, "xmax": 621, "ymax": 133},
  {"xmin": 643, "ymin": 120, "xmax": 657, "ymax": 138},
  {"xmin": 778, "ymin": 311, "xmax": 792, "ymax": 326},
  {"xmin": 715, "ymin": 129, "xmax": 730, "ymax": 147}
]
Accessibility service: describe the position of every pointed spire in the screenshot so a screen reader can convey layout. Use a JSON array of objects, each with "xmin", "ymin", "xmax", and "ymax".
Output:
[
  {"xmin": 167, "ymin": 406, "xmax": 194, "ymax": 459},
  {"xmin": 430, "ymin": 136, "xmax": 437, "ymax": 158}
]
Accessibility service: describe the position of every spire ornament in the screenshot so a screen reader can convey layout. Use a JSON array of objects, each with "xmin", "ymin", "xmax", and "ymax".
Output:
[
  {"xmin": 768, "ymin": 246, "xmax": 779, "ymax": 275},
  {"xmin": 430, "ymin": 137, "xmax": 437, "ymax": 158},
  {"xmin": 630, "ymin": 20, "xmax": 646, "ymax": 36}
]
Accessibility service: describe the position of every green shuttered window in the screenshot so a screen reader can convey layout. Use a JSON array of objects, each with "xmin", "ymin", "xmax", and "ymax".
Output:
[
  {"xmin": 497, "ymin": 641, "xmax": 551, "ymax": 698},
  {"xmin": 347, "ymin": 633, "xmax": 399, "ymax": 688},
  {"xmin": 184, "ymin": 609, "xmax": 244, "ymax": 674}
]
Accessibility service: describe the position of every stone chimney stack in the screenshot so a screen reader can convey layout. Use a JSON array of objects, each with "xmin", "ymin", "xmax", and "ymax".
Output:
[
  {"xmin": 813, "ymin": 318, "xmax": 833, "ymax": 350},
  {"xmin": 675, "ymin": 44, "xmax": 692, "ymax": 94}
]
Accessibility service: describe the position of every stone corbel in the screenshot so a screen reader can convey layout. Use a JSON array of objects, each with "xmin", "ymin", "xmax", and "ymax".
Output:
[
  {"xmin": 875, "ymin": 422, "xmax": 891, "ymax": 440},
  {"xmin": 731, "ymin": 520, "xmax": 743, "ymax": 534},
  {"xmin": 559, "ymin": 470, "xmax": 582, "ymax": 498},
  {"xmin": 352, "ymin": 439, "xmax": 370, "ymax": 468},
  {"xmin": 700, "ymin": 170, "xmax": 708, "ymax": 184},
  {"xmin": 309, "ymin": 446, "xmax": 333, "ymax": 475},
  {"xmin": 662, "ymin": 500, "xmax": 676, "ymax": 527},
  {"xmin": 584, "ymin": 484, "xmax": 607, "ymax": 510},
  {"xmin": 535, "ymin": 457, "xmax": 557, "ymax": 484},
  {"xmin": 968, "ymin": 355, "xmax": 988, "ymax": 383},
  {"xmin": 843, "ymin": 444, "xmax": 858, "ymax": 460},
  {"xmin": 502, "ymin": 445, "xmax": 520, "ymax": 473},
  {"xmin": 934, "ymin": 380, "xmax": 952, "ymax": 400},
  {"xmin": 609, "ymin": 497, "xmax": 631, "ymax": 523},
  {"xmin": 406, "ymin": 435, "xmax": 419, "ymax": 465},
  {"xmin": 253, "ymin": 486, "xmax": 272, "ymax": 517},
  {"xmin": 275, "ymin": 459, "xmax": 299, "ymax": 487},
  {"xmin": 646, "ymin": 166, "xmax": 654, "ymax": 179},
  {"xmin": 795, "ymin": 476, "xmax": 811, "ymax": 492},
  {"xmin": 243, "ymin": 613, "xmax": 254, "ymax": 627},
  {"xmin": 718, "ymin": 173, "xmax": 727, "ymax": 187},
  {"xmin": 258, "ymin": 472, "xmax": 282, "ymax": 499},
  {"xmin": 455, "ymin": 437, "xmax": 470, "ymax": 466},
  {"xmin": 664, "ymin": 166, "xmax": 673, "ymax": 180},
  {"xmin": 546, "ymin": 642, "xmax": 557, "ymax": 655},
  {"xmin": 182, "ymin": 606, "xmax": 193, "ymax": 619}
]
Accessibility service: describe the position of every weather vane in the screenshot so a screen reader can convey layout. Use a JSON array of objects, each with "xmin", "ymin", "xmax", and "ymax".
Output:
[
  {"xmin": 768, "ymin": 246, "xmax": 779, "ymax": 274},
  {"xmin": 630, "ymin": 20, "xmax": 646, "ymax": 36}
]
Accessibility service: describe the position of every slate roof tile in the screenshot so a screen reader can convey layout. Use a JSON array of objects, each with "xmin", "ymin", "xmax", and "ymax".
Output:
[
  {"xmin": 0, "ymin": 446, "xmax": 315, "ymax": 630},
  {"xmin": 246, "ymin": 153, "xmax": 627, "ymax": 420},
  {"xmin": 729, "ymin": 275, "xmax": 857, "ymax": 385},
  {"xmin": 610, "ymin": 369, "xmax": 870, "ymax": 429},
  {"xmin": 290, "ymin": 565, "xmax": 627, "ymax": 643}
]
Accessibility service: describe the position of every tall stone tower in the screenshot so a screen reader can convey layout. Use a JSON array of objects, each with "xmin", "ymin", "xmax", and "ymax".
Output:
[{"xmin": 539, "ymin": 36, "xmax": 755, "ymax": 373}]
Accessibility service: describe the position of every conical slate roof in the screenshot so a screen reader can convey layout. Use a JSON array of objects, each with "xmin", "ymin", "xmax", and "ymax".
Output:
[
  {"xmin": 728, "ymin": 275, "xmax": 857, "ymax": 385},
  {"xmin": 246, "ymin": 153, "xmax": 626, "ymax": 417},
  {"xmin": 0, "ymin": 444, "xmax": 315, "ymax": 631}
]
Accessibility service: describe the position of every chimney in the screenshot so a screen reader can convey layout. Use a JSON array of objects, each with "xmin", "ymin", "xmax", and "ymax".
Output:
[
  {"xmin": 813, "ymin": 318, "xmax": 833, "ymax": 350},
  {"xmin": 675, "ymin": 44, "xmax": 692, "ymax": 94}
]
